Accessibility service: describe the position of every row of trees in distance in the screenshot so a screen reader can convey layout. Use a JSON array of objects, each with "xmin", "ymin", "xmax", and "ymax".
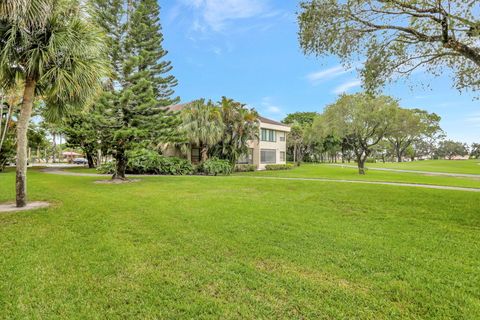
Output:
[{"xmin": 282, "ymin": 93, "xmax": 476, "ymax": 174}]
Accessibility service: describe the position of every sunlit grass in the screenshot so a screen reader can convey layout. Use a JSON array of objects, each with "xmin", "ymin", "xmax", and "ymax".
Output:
[{"xmin": 0, "ymin": 169, "xmax": 479, "ymax": 318}]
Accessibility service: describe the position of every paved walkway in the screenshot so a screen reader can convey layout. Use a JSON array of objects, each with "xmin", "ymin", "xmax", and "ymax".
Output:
[
  {"xmin": 40, "ymin": 167, "xmax": 480, "ymax": 193},
  {"xmin": 328, "ymin": 164, "xmax": 480, "ymax": 178},
  {"xmin": 41, "ymin": 167, "xmax": 109, "ymax": 177},
  {"xmin": 249, "ymin": 176, "xmax": 480, "ymax": 193}
]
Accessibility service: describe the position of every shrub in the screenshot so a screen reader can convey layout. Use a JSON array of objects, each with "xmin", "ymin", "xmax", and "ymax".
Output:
[
  {"xmin": 157, "ymin": 156, "xmax": 194, "ymax": 175},
  {"xmin": 365, "ymin": 157, "xmax": 376, "ymax": 163},
  {"xmin": 265, "ymin": 164, "xmax": 294, "ymax": 171},
  {"xmin": 201, "ymin": 157, "xmax": 232, "ymax": 176},
  {"xmin": 126, "ymin": 149, "xmax": 161, "ymax": 174},
  {"xmin": 234, "ymin": 164, "xmax": 256, "ymax": 172},
  {"xmin": 96, "ymin": 161, "xmax": 115, "ymax": 174},
  {"xmin": 96, "ymin": 150, "xmax": 194, "ymax": 176},
  {"xmin": 125, "ymin": 149, "xmax": 194, "ymax": 175}
]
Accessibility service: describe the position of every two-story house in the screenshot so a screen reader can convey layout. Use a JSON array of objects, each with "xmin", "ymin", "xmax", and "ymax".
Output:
[
  {"xmin": 239, "ymin": 116, "xmax": 291, "ymax": 170},
  {"xmin": 164, "ymin": 103, "xmax": 290, "ymax": 170}
]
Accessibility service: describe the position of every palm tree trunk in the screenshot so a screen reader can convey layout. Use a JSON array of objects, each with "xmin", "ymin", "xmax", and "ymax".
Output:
[
  {"xmin": 16, "ymin": 78, "xmax": 36, "ymax": 207},
  {"xmin": 201, "ymin": 144, "xmax": 208, "ymax": 162}
]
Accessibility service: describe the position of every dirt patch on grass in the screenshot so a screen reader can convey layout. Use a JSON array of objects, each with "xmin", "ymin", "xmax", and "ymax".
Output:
[
  {"xmin": 94, "ymin": 179, "xmax": 141, "ymax": 184},
  {"xmin": 0, "ymin": 201, "xmax": 50, "ymax": 213}
]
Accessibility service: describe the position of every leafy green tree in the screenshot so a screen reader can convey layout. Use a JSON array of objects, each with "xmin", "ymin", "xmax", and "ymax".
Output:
[
  {"xmin": 213, "ymin": 97, "xmax": 259, "ymax": 165},
  {"xmin": 435, "ymin": 140, "xmax": 469, "ymax": 159},
  {"xmin": 322, "ymin": 93, "xmax": 398, "ymax": 174},
  {"xmin": 181, "ymin": 99, "xmax": 224, "ymax": 162},
  {"xmin": 91, "ymin": 0, "xmax": 180, "ymax": 180},
  {"xmin": 470, "ymin": 143, "xmax": 480, "ymax": 159},
  {"xmin": 283, "ymin": 112, "xmax": 318, "ymax": 126},
  {"xmin": 62, "ymin": 111, "xmax": 101, "ymax": 168},
  {"xmin": 288, "ymin": 123, "xmax": 307, "ymax": 163},
  {"xmin": 0, "ymin": 0, "xmax": 108, "ymax": 207},
  {"xmin": 387, "ymin": 108, "xmax": 443, "ymax": 162},
  {"xmin": 298, "ymin": 1, "xmax": 480, "ymax": 93},
  {"xmin": 283, "ymin": 112, "xmax": 319, "ymax": 163}
]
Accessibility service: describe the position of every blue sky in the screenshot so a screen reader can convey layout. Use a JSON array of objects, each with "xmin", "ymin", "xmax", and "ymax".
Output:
[{"xmin": 160, "ymin": 0, "xmax": 479, "ymax": 143}]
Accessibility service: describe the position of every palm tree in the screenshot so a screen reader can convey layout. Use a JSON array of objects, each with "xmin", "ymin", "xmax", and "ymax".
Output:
[
  {"xmin": 181, "ymin": 99, "xmax": 224, "ymax": 162},
  {"xmin": 216, "ymin": 97, "xmax": 259, "ymax": 165},
  {"xmin": 0, "ymin": 0, "xmax": 109, "ymax": 207}
]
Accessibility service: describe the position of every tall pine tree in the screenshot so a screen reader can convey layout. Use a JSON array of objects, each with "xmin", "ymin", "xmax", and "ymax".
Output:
[{"xmin": 91, "ymin": 0, "xmax": 180, "ymax": 179}]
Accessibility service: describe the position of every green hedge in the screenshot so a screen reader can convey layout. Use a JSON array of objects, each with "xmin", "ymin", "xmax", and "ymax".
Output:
[
  {"xmin": 234, "ymin": 164, "xmax": 256, "ymax": 172},
  {"xmin": 96, "ymin": 149, "xmax": 194, "ymax": 175},
  {"xmin": 265, "ymin": 164, "xmax": 294, "ymax": 171},
  {"xmin": 200, "ymin": 157, "xmax": 232, "ymax": 176}
]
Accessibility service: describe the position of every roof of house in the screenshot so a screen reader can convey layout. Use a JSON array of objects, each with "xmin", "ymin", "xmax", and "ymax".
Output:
[
  {"xmin": 166, "ymin": 102, "xmax": 289, "ymax": 128},
  {"xmin": 165, "ymin": 102, "xmax": 191, "ymax": 112},
  {"xmin": 258, "ymin": 116, "xmax": 289, "ymax": 127}
]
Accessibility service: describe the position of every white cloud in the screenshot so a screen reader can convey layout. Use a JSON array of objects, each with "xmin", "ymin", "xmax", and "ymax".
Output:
[
  {"xmin": 260, "ymin": 96, "xmax": 284, "ymax": 117},
  {"xmin": 267, "ymin": 105, "xmax": 281, "ymax": 114},
  {"xmin": 307, "ymin": 65, "xmax": 349, "ymax": 83},
  {"xmin": 332, "ymin": 80, "xmax": 362, "ymax": 95},
  {"xmin": 180, "ymin": 0, "xmax": 269, "ymax": 31}
]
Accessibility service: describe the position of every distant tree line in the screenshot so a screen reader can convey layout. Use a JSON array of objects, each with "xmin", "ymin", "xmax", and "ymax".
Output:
[{"xmin": 282, "ymin": 93, "xmax": 476, "ymax": 175}]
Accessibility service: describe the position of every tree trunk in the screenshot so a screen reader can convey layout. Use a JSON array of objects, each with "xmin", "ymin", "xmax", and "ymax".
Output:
[
  {"xmin": 52, "ymin": 132, "xmax": 57, "ymax": 163},
  {"xmin": 86, "ymin": 151, "xmax": 95, "ymax": 168},
  {"xmin": 113, "ymin": 150, "xmax": 127, "ymax": 180},
  {"xmin": 200, "ymin": 144, "xmax": 208, "ymax": 162},
  {"xmin": 356, "ymin": 154, "xmax": 366, "ymax": 175},
  {"xmin": 16, "ymin": 78, "xmax": 36, "ymax": 207}
]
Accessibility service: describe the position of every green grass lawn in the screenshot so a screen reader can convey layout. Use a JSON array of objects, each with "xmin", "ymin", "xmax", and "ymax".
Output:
[
  {"xmin": 364, "ymin": 159, "xmax": 480, "ymax": 174},
  {"xmin": 236, "ymin": 163, "xmax": 480, "ymax": 189},
  {"xmin": 0, "ymin": 169, "xmax": 479, "ymax": 319}
]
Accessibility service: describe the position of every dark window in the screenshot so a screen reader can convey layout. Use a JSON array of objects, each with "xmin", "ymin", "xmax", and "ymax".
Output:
[
  {"xmin": 280, "ymin": 151, "xmax": 286, "ymax": 162},
  {"xmin": 261, "ymin": 149, "xmax": 276, "ymax": 164},
  {"xmin": 261, "ymin": 129, "xmax": 276, "ymax": 142},
  {"xmin": 191, "ymin": 148, "xmax": 200, "ymax": 164},
  {"xmin": 238, "ymin": 148, "xmax": 254, "ymax": 164}
]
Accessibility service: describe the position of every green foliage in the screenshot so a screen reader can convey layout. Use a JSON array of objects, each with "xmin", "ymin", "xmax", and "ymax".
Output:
[
  {"xmin": 387, "ymin": 108, "xmax": 444, "ymax": 162},
  {"xmin": 90, "ymin": 0, "xmax": 181, "ymax": 179},
  {"xmin": 181, "ymin": 99, "xmax": 224, "ymax": 162},
  {"xmin": 321, "ymin": 93, "xmax": 399, "ymax": 174},
  {"xmin": 156, "ymin": 156, "xmax": 194, "ymax": 176},
  {"xmin": 96, "ymin": 161, "xmax": 116, "ymax": 174},
  {"xmin": 282, "ymin": 112, "xmax": 318, "ymax": 126},
  {"xmin": 234, "ymin": 164, "xmax": 257, "ymax": 172},
  {"xmin": 435, "ymin": 140, "xmax": 469, "ymax": 160},
  {"xmin": 96, "ymin": 150, "xmax": 194, "ymax": 175},
  {"xmin": 0, "ymin": 0, "xmax": 109, "ymax": 110},
  {"xmin": 126, "ymin": 149, "xmax": 163, "ymax": 174},
  {"xmin": 200, "ymin": 157, "xmax": 232, "ymax": 176},
  {"xmin": 298, "ymin": 0, "xmax": 480, "ymax": 93},
  {"xmin": 470, "ymin": 143, "xmax": 480, "ymax": 159},
  {"xmin": 0, "ymin": 138, "xmax": 15, "ymax": 171},
  {"xmin": 212, "ymin": 97, "xmax": 259, "ymax": 165},
  {"xmin": 265, "ymin": 164, "xmax": 294, "ymax": 170}
]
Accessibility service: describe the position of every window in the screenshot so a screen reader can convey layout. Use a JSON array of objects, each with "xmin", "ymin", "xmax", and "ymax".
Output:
[
  {"xmin": 191, "ymin": 148, "xmax": 200, "ymax": 164},
  {"xmin": 280, "ymin": 152, "xmax": 286, "ymax": 162},
  {"xmin": 261, "ymin": 149, "xmax": 276, "ymax": 164},
  {"xmin": 261, "ymin": 129, "xmax": 276, "ymax": 142},
  {"xmin": 238, "ymin": 148, "xmax": 254, "ymax": 164},
  {"xmin": 279, "ymin": 133, "xmax": 285, "ymax": 142}
]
